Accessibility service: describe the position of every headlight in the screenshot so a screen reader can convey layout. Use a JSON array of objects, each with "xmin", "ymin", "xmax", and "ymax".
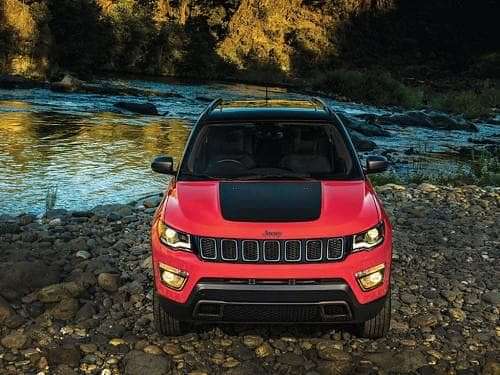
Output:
[
  {"xmin": 157, "ymin": 221, "xmax": 191, "ymax": 251},
  {"xmin": 352, "ymin": 222, "xmax": 384, "ymax": 251}
]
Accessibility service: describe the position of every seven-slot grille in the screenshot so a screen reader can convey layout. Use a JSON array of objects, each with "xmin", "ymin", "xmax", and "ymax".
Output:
[{"xmin": 197, "ymin": 237, "xmax": 345, "ymax": 263}]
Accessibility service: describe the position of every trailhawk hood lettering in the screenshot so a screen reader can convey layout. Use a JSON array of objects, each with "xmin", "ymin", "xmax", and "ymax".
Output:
[{"xmin": 163, "ymin": 180, "xmax": 380, "ymax": 238}]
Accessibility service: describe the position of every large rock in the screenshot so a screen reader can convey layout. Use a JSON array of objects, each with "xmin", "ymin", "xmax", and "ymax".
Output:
[
  {"xmin": 50, "ymin": 74, "xmax": 83, "ymax": 93},
  {"xmin": 349, "ymin": 130, "xmax": 377, "ymax": 151},
  {"xmin": 37, "ymin": 282, "xmax": 84, "ymax": 303},
  {"xmin": 1, "ymin": 331, "xmax": 28, "ymax": 349},
  {"xmin": 430, "ymin": 113, "xmax": 478, "ymax": 131},
  {"xmin": 0, "ymin": 261, "xmax": 60, "ymax": 300},
  {"xmin": 339, "ymin": 113, "xmax": 391, "ymax": 137},
  {"xmin": 0, "ymin": 221, "xmax": 21, "ymax": 235},
  {"xmin": 316, "ymin": 360, "xmax": 353, "ymax": 375},
  {"xmin": 47, "ymin": 298, "xmax": 79, "ymax": 320},
  {"xmin": 114, "ymin": 102, "xmax": 159, "ymax": 115},
  {"xmin": 483, "ymin": 361, "xmax": 500, "ymax": 375},
  {"xmin": 378, "ymin": 111, "xmax": 478, "ymax": 132},
  {"xmin": 48, "ymin": 346, "xmax": 82, "ymax": 367},
  {"xmin": 124, "ymin": 350, "xmax": 172, "ymax": 375},
  {"xmin": 365, "ymin": 350, "xmax": 427, "ymax": 373},
  {"xmin": 97, "ymin": 273, "xmax": 120, "ymax": 292},
  {"xmin": 0, "ymin": 295, "xmax": 15, "ymax": 323},
  {"xmin": 92, "ymin": 204, "xmax": 133, "ymax": 219},
  {"xmin": 316, "ymin": 342, "xmax": 351, "ymax": 361},
  {"xmin": 482, "ymin": 290, "xmax": 500, "ymax": 305}
]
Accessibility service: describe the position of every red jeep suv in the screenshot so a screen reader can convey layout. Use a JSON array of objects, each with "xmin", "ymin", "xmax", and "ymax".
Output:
[{"xmin": 150, "ymin": 98, "xmax": 392, "ymax": 338}]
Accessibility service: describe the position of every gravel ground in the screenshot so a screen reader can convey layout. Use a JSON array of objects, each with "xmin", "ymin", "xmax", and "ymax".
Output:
[{"xmin": 0, "ymin": 183, "xmax": 499, "ymax": 375}]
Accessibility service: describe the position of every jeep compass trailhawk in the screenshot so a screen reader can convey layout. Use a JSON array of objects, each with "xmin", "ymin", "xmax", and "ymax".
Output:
[{"xmin": 150, "ymin": 98, "xmax": 392, "ymax": 338}]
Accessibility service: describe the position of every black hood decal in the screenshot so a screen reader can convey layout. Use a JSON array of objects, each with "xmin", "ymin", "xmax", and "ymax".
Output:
[{"xmin": 220, "ymin": 182, "xmax": 321, "ymax": 222}]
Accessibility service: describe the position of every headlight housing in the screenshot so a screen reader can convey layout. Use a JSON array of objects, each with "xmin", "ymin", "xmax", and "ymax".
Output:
[
  {"xmin": 352, "ymin": 222, "xmax": 384, "ymax": 251},
  {"xmin": 157, "ymin": 221, "xmax": 191, "ymax": 251}
]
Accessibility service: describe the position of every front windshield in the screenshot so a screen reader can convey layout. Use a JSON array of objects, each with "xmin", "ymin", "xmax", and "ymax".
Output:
[{"xmin": 178, "ymin": 122, "xmax": 361, "ymax": 180}]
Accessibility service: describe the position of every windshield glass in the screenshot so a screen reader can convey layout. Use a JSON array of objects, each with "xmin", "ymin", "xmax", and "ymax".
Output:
[{"xmin": 179, "ymin": 122, "xmax": 361, "ymax": 180}]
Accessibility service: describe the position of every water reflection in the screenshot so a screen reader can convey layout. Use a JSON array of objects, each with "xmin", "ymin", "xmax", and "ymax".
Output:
[
  {"xmin": 0, "ymin": 80, "xmax": 496, "ymax": 214},
  {"xmin": 0, "ymin": 109, "xmax": 191, "ymax": 214}
]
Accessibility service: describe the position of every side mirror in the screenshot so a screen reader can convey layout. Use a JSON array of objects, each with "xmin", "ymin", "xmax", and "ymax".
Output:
[
  {"xmin": 366, "ymin": 155, "xmax": 389, "ymax": 174},
  {"xmin": 151, "ymin": 156, "xmax": 175, "ymax": 175}
]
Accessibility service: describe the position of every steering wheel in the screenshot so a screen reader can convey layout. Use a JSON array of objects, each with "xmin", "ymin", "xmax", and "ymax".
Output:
[{"xmin": 215, "ymin": 159, "xmax": 245, "ymax": 167}]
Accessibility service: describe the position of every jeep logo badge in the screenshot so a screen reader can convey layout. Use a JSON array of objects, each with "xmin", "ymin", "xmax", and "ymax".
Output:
[{"xmin": 263, "ymin": 230, "xmax": 282, "ymax": 238}]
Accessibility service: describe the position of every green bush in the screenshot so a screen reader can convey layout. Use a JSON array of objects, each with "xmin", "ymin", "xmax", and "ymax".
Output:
[
  {"xmin": 108, "ymin": 0, "xmax": 156, "ymax": 71},
  {"xmin": 310, "ymin": 69, "xmax": 423, "ymax": 108},
  {"xmin": 175, "ymin": 17, "xmax": 226, "ymax": 80},
  {"xmin": 370, "ymin": 149, "xmax": 499, "ymax": 188},
  {"xmin": 430, "ymin": 86, "xmax": 499, "ymax": 118}
]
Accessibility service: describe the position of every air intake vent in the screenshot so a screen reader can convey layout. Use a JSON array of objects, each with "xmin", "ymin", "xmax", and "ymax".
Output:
[
  {"xmin": 263, "ymin": 241, "xmax": 280, "ymax": 261},
  {"xmin": 327, "ymin": 238, "xmax": 344, "ymax": 260},
  {"xmin": 285, "ymin": 240, "xmax": 301, "ymax": 261},
  {"xmin": 221, "ymin": 240, "xmax": 237, "ymax": 260},
  {"xmin": 306, "ymin": 240, "xmax": 322, "ymax": 261},
  {"xmin": 242, "ymin": 241, "xmax": 259, "ymax": 261},
  {"xmin": 200, "ymin": 238, "xmax": 216, "ymax": 259}
]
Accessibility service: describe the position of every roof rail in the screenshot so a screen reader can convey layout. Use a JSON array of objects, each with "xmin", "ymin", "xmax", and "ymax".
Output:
[
  {"xmin": 311, "ymin": 97, "xmax": 333, "ymax": 115},
  {"xmin": 197, "ymin": 98, "xmax": 224, "ymax": 122}
]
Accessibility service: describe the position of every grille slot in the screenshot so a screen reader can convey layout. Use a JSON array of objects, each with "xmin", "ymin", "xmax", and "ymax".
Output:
[
  {"xmin": 263, "ymin": 241, "xmax": 280, "ymax": 261},
  {"xmin": 200, "ymin": 238, "xmax": 217, "ymax": 259},
  {"xmin": 327, "ymin": 238, "xmax": 344, "ymax": 260},
  {"xmin": 306, "ymin": 240, "xmax": 322, "ymax": 261},
  {"xmin": 285, "ymin": 241, "xmax": 301, "ymax": 261},
  {"xmin": 221, "ymin": 240, "xmax": 237, "ymax": 260},
  {"xmin": 242, "ymin": 240, "xmax": 259, "ymax": 261}
]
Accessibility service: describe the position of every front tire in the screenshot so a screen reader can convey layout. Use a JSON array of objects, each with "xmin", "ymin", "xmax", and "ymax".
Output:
[
  {"xmin": 358, "ymin": 293, "xmax": 391, "ymax": 339},
  {"xmin": 153, "ymin": 291, "xmax": 186, "ymax": 336}
]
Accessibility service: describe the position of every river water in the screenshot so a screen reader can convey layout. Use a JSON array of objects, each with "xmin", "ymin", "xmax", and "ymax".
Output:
[{"xmin": 0, "ymin": 78, "xmax": 497, "ymax": 215}]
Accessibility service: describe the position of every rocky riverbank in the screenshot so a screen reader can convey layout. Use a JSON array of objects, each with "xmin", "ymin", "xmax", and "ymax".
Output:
[{"xmin": 0, "ymin": 184, "xmax": 499, "ymax": 374}]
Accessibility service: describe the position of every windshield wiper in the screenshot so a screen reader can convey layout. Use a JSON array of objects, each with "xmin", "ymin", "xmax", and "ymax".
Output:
[{"xmin": 236, "ymin": 173, "xmax": 314, "ymax": 181}]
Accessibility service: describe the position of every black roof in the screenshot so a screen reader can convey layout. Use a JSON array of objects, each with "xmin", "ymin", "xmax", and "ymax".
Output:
[{"xmin": 202, "ymin": 99, "xmax": 335, "ymax": 123}]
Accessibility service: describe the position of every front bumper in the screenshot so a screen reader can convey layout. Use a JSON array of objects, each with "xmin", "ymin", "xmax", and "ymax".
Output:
[
  {"xmin": 151, "ymin": 221, "xmax": 392, "ymax": 323},
  {"xmin": 158, "ymin": 280, "xmax": 387, "ymax": 323}
]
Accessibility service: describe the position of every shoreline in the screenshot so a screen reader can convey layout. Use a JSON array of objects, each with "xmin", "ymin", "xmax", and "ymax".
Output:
[{"xmin": 1, "ymin": 72, "xmax": 498, "ymax": 121}]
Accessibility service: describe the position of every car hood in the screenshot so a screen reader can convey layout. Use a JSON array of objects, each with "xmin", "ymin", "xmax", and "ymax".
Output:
[{"xmin": 163, "ymin": 180, "xmax": 381, "ymax": 238}]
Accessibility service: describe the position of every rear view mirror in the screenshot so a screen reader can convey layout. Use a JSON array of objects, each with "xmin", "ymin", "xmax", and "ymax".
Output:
[
  {"xmin": 151, "ymin": 156, "xmax": 175, "ymax": 175},
  {"xmin": 366, "ymin": 156, "xmax": 389, "ymax": 174}
]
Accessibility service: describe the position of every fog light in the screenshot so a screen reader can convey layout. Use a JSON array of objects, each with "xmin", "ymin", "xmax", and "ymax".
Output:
[
  {"xmin": 356, "ymin": 264, "xmax": 385, "ymax": 291},
  {"xmin": 159, "ymin": 263, "xmax": 188, "ymax": 290}
]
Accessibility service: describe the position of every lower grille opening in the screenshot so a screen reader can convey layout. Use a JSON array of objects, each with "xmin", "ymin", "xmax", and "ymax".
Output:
[
  {"xmin": 222, "ymin": 304, "xmax": 322, "ymax": 322},
  {"xmin": 196, "ymin": 302, "xmax": 222, "ymax": 318},
  {"xmin": 193, "ymin": 300, "xmax": 352, "ymax": 322},
  {"xmin": 321, "ymin": 303, "xmax": 351, "ymax": 321}
]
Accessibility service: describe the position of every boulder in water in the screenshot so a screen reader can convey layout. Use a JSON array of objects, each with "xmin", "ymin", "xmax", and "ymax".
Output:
[
  {"xmin": 348, "ymin": 130, "xmax": 377, "ymax": 151},
  {"xmin": 378, "ymin": 111, "xmax": 478, "ymax": 132},
  {"xmin": 114, "ymin": 101, "xmax": 159, "ymax": 115},
  {"xmin": 50, "ymin": 74, "xmax": 83, "ymax": 92},
  {"xmin": 339, "ymin": 113, "xmax": 391, "ymax": 137}
]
